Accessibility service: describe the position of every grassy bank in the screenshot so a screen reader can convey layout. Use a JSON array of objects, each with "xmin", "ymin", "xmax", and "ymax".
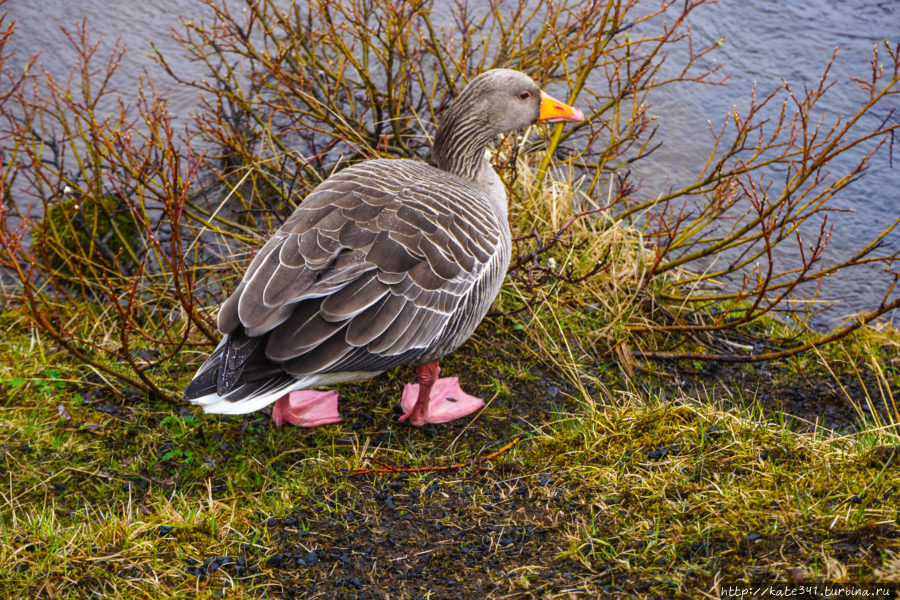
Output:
[
  {"xmin": 1, "ymin": 303, "xmax": 898, "ymax": 598},
  {"xmin": 1, "ymin": 141, "xmax": 898, "ymax": 600}
]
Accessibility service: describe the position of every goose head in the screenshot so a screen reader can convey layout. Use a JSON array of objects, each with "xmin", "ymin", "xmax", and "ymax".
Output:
[
  {"xmin": 441, "ymin": 69, "xmax": 583, "ymax": 134},
  {"xmin": 432, "ymin": 69, "xmax": 583, "ymax": 182}
]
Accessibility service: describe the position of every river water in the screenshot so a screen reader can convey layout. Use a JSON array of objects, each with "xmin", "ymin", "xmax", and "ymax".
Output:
[
  {"xmin": 634, "ymin": 0, "xmax": 900, "ymax": 326},
  {"xmin": 5, "ymin": 0, "xmax": 899, "ymax": 324}
]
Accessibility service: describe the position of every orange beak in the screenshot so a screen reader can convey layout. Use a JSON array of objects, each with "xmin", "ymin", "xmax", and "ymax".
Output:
[{"xmin": 538, "ymin": 90, "xmax": 584, "ymax": 123}]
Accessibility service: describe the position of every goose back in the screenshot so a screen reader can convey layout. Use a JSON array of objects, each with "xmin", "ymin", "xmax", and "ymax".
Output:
[{"xmin": 187, "ymin": 158, "xmax": 511, "ymax": 409}]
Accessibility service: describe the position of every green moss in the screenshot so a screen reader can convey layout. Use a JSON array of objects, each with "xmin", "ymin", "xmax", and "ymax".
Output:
[{"xmin": 33, "ymin": 193, "xmax": 142, "ymax": 278}]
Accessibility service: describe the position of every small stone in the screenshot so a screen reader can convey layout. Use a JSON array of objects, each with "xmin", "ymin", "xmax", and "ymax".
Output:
[
  {"xmin": 702, "ymin": 425, "xmax": 724, "ymax": 441},
  {"xmin": 303, "ymin": 551, "xmax": 318, "ymax": 567}
]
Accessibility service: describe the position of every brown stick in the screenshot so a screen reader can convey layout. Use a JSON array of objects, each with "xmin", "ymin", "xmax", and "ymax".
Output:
[
  {"xmin": 635, "ymin": 296, "xmax": 900, "ymax": 363},
  {"xmin": 349, "ymin": 435, "xmax": 525, "ymax": 477}
]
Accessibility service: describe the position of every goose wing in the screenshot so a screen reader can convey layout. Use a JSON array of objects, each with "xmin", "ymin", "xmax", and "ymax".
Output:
[{"xmin": 216, "ymin": 159, "xmax": 502, "ymax": 378}]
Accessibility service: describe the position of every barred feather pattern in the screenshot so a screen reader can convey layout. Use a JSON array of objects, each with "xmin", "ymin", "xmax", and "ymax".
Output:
[
  {"xmin": 186, "ymin": 159, "xmax": 511, "ymax": 413},
  {"xmin": 185, "ymin": 69, "xmax": 542, "ymax": 415}
]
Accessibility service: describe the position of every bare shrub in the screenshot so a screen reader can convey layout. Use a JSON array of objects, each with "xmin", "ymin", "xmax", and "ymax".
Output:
[{"xmin": 0, "ymin": 0, "xmax": 897, "ymax": 402}]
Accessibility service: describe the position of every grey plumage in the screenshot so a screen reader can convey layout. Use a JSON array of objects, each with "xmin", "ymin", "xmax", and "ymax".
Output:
[{"xmin": 186, "ymin": 69, "xmax": 551, "ymax": 414}]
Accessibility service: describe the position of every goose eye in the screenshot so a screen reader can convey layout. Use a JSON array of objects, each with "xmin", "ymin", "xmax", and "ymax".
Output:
[{"xmin": 518, "ymin": 90, "xmax": 531, "ymax": 100}]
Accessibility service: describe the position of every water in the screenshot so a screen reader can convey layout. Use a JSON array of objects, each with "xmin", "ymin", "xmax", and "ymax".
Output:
[
  {"xmin": 632, "ymin": 0, "xmax": 900, "ymax": 325},
  {"xmin": 5, "ymin": 0, "xmax": 898, "ymax": 322},
  {"xmin": 5, "ymin": 1, "xmax": 208, "ymax": 119}
]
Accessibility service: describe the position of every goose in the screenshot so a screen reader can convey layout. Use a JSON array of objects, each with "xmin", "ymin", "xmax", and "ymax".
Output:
[{"xmin": 185, "ymin": 69, "xmax": 583, "ymax": 427}]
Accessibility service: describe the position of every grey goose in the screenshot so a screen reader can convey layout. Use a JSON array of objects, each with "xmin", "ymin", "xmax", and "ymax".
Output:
[{"xmin": 185, "ymin": 69, "xmax": 583, "ymax": 427}]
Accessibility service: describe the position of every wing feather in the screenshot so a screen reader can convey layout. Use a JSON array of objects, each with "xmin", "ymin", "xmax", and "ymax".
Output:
[
  {"xmin": 319, "ymin": 274, "xmax": 389, "ymax": 321},
  {"xmin": 207, "ymin": 159, "xmax": 505, "ymax": 392},
  {"xmin": 344, "ymin": 293, "xmax": 407, "ymax": 346}
]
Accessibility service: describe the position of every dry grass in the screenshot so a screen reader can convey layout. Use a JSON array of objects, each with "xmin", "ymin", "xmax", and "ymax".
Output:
[{"xmin": 1, "ymin": 300, "xmax": 898, "ymax": 598}]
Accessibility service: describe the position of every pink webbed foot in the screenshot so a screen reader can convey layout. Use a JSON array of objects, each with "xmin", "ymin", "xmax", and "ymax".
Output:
[
  {"xmin": 399, "ymin": 377, "xmax": 485, "ymax": 426},
  {"xmin": 271, "ymin": 390, "xmax": 342, "ymax": 427}
]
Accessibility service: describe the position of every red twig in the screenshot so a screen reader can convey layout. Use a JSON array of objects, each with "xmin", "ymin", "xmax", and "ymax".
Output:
[{"xmin": 349, "ymin": 435, "xmax": 525, "ymax": 477}]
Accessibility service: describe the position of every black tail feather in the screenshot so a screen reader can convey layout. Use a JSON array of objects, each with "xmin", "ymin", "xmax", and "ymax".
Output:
[{"xmin": 185, "ymin": 329, "xmax": 288, "ymax": 402}]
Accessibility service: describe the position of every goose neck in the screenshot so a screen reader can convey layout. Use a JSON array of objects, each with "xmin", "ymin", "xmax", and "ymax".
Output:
[{"xmin": 431, "ymin": 112, "xmax": 495, "ymax": 183}]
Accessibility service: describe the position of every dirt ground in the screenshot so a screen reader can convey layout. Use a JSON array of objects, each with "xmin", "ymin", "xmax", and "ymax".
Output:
[
  {"xmin": 168, "ymin": 347, "xmax": 897, "ymax": 598},
  {"xmin": 4, "ymin": 330, "xmax": 898, "ymax": 599}
]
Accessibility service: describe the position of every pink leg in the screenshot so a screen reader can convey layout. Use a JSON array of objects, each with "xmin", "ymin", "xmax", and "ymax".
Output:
[
  {"xmin": 398, "ymin": 362, "xmax": 485, "ymax": 426},
  {"xmin": 271, "ymin": 390, "xmax": 342, "ymax": 427}
]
